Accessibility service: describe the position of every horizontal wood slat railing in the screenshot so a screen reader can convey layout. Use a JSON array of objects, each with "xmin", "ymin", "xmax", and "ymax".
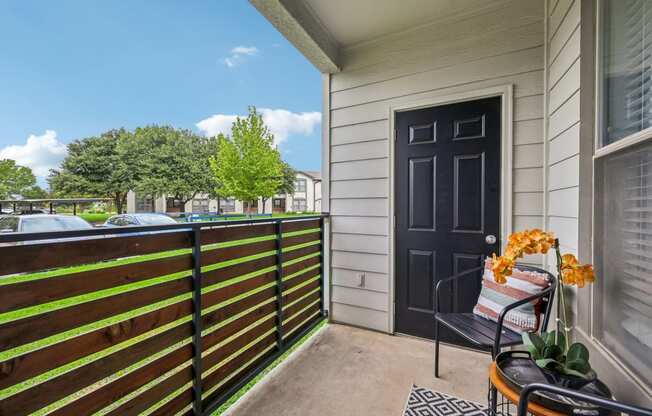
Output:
[{"xmin": 0, "ymin": 214, "xmax": 327, "ymax": 416}]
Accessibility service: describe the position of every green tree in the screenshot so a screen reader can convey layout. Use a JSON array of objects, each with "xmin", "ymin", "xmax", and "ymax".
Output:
[
  {"xmin": 0, "ymin": 159, "xmax": 38, "ymax": 199},
  {"xmin": 261, "ymin": 161, "xmax": 296, "ymax": 213},
  {"xmin": 21, "ymin": 185, "xmax": 49, "ymax": 199},
  {"xmin": 209, "ymin": 107, "xmax": 283, "ymax": 215},
  {"xmin": 127, "ymin": 126, "xmax": 219, "ymax": 213},
  {"xmin": 278, "ymin": 162, "xmax": 296, "ymax": 195},
  {"xmin": 48, "ymin": 129, "xmax": 136, "ymax": 213}
]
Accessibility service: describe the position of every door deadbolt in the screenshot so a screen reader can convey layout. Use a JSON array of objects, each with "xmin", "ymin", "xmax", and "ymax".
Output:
[{"xmin": 485, "ymin": 234, "xmax": 497, "ymax": 245}]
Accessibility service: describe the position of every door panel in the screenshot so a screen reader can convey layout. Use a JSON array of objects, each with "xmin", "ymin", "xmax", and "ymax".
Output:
[
  {"xmin": 395, "ymin": 96, "xmax": 501, "ymax": 343},
  {"xmin": 407, "ymin": 249, "xmax": 436, "ymax": 313},
  {"xmin": 409, "ymin": 157, "xmax": 436, "ymax": 230},
  {"xmin": 453, "ymin": 153, "xmax": 485, "ymax": 233}
]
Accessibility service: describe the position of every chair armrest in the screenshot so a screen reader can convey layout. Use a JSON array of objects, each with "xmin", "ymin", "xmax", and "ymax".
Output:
[
  {"xmin": 492, "ymin": 285, "xmax": 555, "ymax": 356},
  {"xmin": 434, "ymin": 265, "xmax": 484, "ymax": 314}
]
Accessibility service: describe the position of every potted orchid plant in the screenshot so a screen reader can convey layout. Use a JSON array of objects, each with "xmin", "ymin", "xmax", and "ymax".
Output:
[{"xmin": 491, "ymin": 230, "xmax": 597, "ymax": 387}]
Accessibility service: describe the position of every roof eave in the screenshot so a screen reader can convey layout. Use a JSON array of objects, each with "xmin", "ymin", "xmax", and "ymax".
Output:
[{"xmin": 249, "ymin": 0, "xmax": 341, "ymax": 73}]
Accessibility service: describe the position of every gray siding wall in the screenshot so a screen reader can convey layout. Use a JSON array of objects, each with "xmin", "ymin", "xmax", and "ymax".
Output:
[
  {"xmin": 327, "ymin": 0, "xmax": 545, "ymax": 332},
  {"xmin": 545, "ymin": 0, "xmax": 652, "ymax": 404},
  {"xmin": 546, "ymin": 0, "xmax": 581, "ymax": 257}
]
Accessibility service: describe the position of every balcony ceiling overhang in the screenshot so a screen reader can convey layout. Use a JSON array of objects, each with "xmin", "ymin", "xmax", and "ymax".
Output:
[{"xmin": 250, "ymin": 0, "xmax": 511, "ymax": 73}]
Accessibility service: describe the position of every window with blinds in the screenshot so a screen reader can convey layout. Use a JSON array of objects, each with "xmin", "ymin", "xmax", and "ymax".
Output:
[
  {"xmin": 601, "ymin": 0, "xmax": 652, "ymax": 145},
  {"xmin": 596, "ymin": 0, "xmax": 652, "ymax": 387},
  {"xmin": 595, "ymin": 141, "xmax": 652, "ymax": 384}
]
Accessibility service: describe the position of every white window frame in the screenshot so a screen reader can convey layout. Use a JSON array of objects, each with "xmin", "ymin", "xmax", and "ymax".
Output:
[
  {"xmin": 294, "ymin": 178, "xmax": 307, "ymax": 193},
  {"xmin": 592, "ymin": 0, "xmax": 652, "ymax": 394}
]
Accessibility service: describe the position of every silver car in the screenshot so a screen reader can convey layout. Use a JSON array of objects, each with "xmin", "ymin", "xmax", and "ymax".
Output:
[
  {"xmin": 0, "ymin": 214, "xmax": 94, "ymax": 234},
  {"xmin": 103, "ymin": 213, "xmax": 178, "ymax": 227}
]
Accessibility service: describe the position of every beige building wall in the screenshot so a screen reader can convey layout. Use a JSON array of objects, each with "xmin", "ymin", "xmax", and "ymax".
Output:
[{"xmin": 326, "ymin": 0, "xmax": 545, "ymax": 333}]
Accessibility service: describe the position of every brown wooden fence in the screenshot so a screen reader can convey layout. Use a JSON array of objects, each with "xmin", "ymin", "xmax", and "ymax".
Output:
[{"xmin": 0, "ymin": 215, "xmax": 327, "ymax": 415}]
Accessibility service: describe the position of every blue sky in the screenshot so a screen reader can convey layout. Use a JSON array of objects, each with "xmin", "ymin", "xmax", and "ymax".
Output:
[{"xmin": 0, "ymin": 0, "xmax": 322, "ymax": 185}]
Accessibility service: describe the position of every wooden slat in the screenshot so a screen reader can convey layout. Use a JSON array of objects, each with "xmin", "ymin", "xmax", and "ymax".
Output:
[
  {"xmin": 0, "ymin": 253, "xmax": 193, "ymax": 314},
  {"xmin": 282, "ymin": 268, "xmax": 320, "ymax": 292},
  {"xmin": 0, "ymin": 322, "xmax": 193, "ymax": 416},
  {"xmin": 200, "ymin": 223, "xmax": 276, "ymax": 245},
  {"xmin": 283, "ymin": 279, "xmax": 320, "ymax": 306},
  {"xmin": 282, "ymin": 305, "xmax": 320, "ymax": 338},
  {"xmin": 0, "ymin": 231, "xmax": 192, "ymax": 276},
  {"xmin": 282, "ymin": 291, "xmax": 320, "ymax": 320},
  {"xmin": 0, "ymin": 277, "xmax": 192, "ymax": 352},
  {"xmin": 203, "ymin": 315, "xmax": 276, "ymax": 371},
  {"xmin": 202, "ymin": 254, "xmax": 276, "ymax": 288},
  {"xmin": 148, "ymin": 387, "xmax": 193, "ymax": 416},
  {"xmin": 202, "ymin": 347, "xmax": 276, "ymax": 410},
  {"xmin": 281, "ymin": 231, "xmax": 320, "ymax": 249},
  {"xmin": 283, "ymin": 243, "xmax": 320, "ymax": 263},
  {"xmin": 48, "ymin": 344, "xmax": 193, "ymax": 416},
  {"xmin": 282, "ymin": 219, "xmax": 320, "ymax": 233},
  {"xmin": 203, "ymin": 301, "xmax": 276, "ymax": 351},
  {"xmin": 282, "ymin": 254, "xmax": 320, "ymax": 276},
  {"xmin": 105, "ymin": 365, "xmax": 192, "ymax": 416},
  {"xmin": 0, "ymin": 277, "xmax": 191, "ymax": 350},
  {"xmin": 201, "ymin": 239, "xmax": 276, "ymax": 267},
  {"xmin": 0, "ymin": 299, "xmax": 192, "ymax": 390},
  {"xmin": 201, "ymin": 332, "xmax": 276, "ymax": 394},
  {"xmin": 284, "ymin": 313, "xmax": 322, "ymax": 347},
  {"xmin": 202, "ymin": 271, "xmax": 276, "ymax": 309},
  {"xmin": 202, "ymin": 287, "xmax": 276, "ymax": 332}
]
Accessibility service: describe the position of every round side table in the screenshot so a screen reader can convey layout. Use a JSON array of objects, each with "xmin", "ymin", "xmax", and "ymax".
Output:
[{"xmin": 488, "ymin": 362, "xmax": 565, "ymax": 416}]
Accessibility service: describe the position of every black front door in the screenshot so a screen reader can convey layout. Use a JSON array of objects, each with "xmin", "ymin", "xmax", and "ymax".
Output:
[{"xmin": 395, "ymin": 97, "xmax": 501, "ymax": 343}]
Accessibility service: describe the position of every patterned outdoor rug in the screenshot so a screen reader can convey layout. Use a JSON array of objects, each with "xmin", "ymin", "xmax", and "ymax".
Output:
[{"xmin": 403, "ymin": 385, "xmax": 488, "ymax": 416}]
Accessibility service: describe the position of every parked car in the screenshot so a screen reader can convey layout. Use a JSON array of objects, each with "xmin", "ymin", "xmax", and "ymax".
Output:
[
  {"xmin": 0, "ymin": 214, "xmax": 94, "ymax": 234},
  {"xmin": 103, "ymin": 213, "xmax": 178, "ymax": 227}
]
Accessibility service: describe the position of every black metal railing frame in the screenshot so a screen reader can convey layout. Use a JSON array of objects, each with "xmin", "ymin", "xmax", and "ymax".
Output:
[{"xmin": 0, "ymin": 214, "xmax": 329, "ymax": 416}]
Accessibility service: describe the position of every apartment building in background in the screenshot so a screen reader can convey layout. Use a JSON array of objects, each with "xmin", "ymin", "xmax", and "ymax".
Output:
[{"xmin": 126, "ymin": 170, "xmax": 321, "ymax": 214}]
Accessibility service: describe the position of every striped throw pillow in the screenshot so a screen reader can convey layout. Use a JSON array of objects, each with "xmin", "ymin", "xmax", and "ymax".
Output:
[{"xmin": 473, "ymin": 258, "xmax": 550, "ymax": 332}]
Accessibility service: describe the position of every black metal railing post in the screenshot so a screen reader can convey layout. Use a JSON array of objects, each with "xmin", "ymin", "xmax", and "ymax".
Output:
[
  {"xmin": 274, "ymin": 220, "xmax": 285, "ymax": 352},
  {"xmin": 319, "ymin": 216, "xmax": 326, "ymax": 317},
  {"xmin": 191, "ymin": 227, "xmax": 203, "ymax": 415}
]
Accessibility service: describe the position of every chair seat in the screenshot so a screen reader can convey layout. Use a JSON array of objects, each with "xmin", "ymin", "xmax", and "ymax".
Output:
[{"xmin": 435, "ymin": 313, "xmax": 523, "ymax": 348}]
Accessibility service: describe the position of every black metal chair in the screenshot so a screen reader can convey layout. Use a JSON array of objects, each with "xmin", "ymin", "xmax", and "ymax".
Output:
[
  {"xmin": 518, "ymin": 383, "xmax": 652, "ymax": 416},
  {"xmin": 433, "ymin": 261, "xmax": 556, "ymax": 378}
]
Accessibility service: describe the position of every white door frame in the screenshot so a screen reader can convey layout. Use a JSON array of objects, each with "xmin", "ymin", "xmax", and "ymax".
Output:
[{"xmin": 387, "ymin": 84, "xmax": 514, "ymax": 334}]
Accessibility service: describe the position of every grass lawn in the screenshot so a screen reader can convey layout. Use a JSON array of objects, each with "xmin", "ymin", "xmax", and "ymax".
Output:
[
  {"xmin": 77, "ymin": 212, "xmax": 113, "ymax": 224},
  {"xmin": 0, "ymin": 222, "xmax": 323, "ymax": 415}
]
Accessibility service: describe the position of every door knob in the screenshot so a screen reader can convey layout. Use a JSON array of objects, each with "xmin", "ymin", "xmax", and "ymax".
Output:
[{"xmin": 485, "ymin": 234, "xmax": 497, "ymax": 245}]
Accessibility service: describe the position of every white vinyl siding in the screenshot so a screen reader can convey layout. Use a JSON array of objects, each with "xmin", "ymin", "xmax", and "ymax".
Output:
[{"xmin": 327, "ymin": 0, "xmax": 545, "ymax": 332}]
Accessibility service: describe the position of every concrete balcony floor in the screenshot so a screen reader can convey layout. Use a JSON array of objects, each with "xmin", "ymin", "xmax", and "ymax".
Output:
[{"xmin": 226, "ymin": 323, "xmax": 491, "ymax": 415}]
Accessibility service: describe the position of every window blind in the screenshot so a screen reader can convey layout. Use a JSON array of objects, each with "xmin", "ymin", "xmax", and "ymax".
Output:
[
  {"xmin": 598, "ymin": 0, "xmax": 652, "ymax": 386},
  {"xmin": 597, "ymin": 141, "xmax": 652, "ymax": 386},
  {"xmin": 603, "ymin": 0, "xmax": 652, "ymax": 144},
  {"xmin": 623, "ymin": 0, "xmax": 652, "ymax": 135}
]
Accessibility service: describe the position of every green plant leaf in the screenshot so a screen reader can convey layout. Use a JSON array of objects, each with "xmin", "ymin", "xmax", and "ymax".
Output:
[
  {"xmin": 526, "ymin": 344, "xmax": 542, "ymax": 360},
  {"xmin": 565, "ymin": 358, "xmax": 591, "ymax": 374},
  {"xmin": 536, "ymin": 358, "xmax": 562, "ymax": 371},
  {"xmin": 523, "ymin": 332, "xmax": 545, "ymax": 352},
  {"xmin": 567, "ymin": 342, "xmax": 589, "ymax": 362},
  {"xmin": 560, "ymin": 367, "xmax": 591, "ymax": 379},
  {"xmin": 543, "ymin": 344, "xmax": 563, "ymax": 360},
  {"xmin": 554, "ymin": 331, "xmax": 566, "ymax": 350}
]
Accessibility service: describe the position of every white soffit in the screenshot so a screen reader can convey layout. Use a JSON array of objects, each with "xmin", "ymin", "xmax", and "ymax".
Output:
[
  {"xmin": 304, "ymin": 0, "xmax": 509, "ymax": 48},
  {"xmin": 250, "ymin": 0, "xmax": 510, "ymax": 73}
]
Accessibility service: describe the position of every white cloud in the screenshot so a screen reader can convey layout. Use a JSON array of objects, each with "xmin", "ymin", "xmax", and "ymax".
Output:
[
  {"xmin": 223, "ymin": 45, "xmax": 258, "ymax": 68},
  {"xmin": 196, "ymin": 108, "xmax": 321, "ymax": 145},
  {"xmin": 0, "ymin": 130, "xmax": 67, "ymax": 178}
]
